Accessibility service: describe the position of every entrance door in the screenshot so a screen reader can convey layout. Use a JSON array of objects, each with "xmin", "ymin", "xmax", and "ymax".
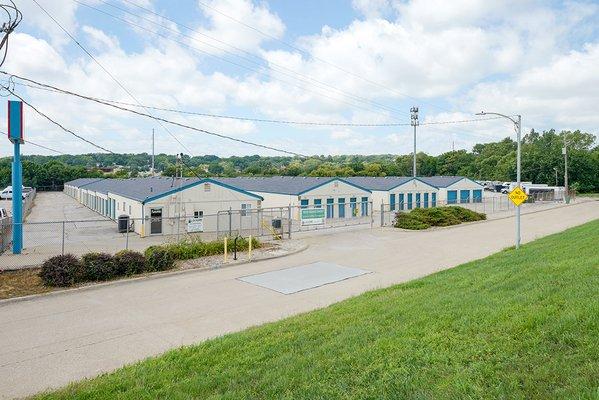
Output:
[{"xmin": 150, "ymin": 208, "xmax": 163, "ymax": 234}]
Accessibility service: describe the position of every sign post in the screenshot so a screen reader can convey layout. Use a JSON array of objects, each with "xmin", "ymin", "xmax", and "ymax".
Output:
[{"xmin": 7, "ymin": 100, "xmax": 24, "ymax": 254}]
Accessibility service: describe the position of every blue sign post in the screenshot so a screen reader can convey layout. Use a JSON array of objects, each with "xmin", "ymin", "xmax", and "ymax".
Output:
[{"xmin": 8, "ymin": 100, "xmax": 24, "ymax": 254}]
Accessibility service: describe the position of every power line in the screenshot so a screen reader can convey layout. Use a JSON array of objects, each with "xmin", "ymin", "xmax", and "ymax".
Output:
[
  {"xmin": 1, "ymin": 71, "xmax": 308, "ymax": 157},
  {"xmin": 12, "ymin": 79, "xmax": 503, "ymax": 128},
  {"xmin": 0, "ymin": 129, "xmax": 66, "ymax": 154},
  {"xmin": 24, "ymin": 140, "xmax": 66, "ymax": 154},
  {"xmin": 31, "ymin": 0, "xmax": 197, "ymax": 156},
  {"xmin": 0, "ymin": 0, "xmax": 22, "ymax": 67},
  {"xmin": 73, "ymin": 0, "xmax": 409, "ymax": 120},
  {"xmin": 90, "ymin": 0, "xmax": 412, "ymax": 118},
  {"xmin": 1, "ymin": 86, "xmax": 114, "ymax": 152},
  {"xmin": 179, "ymin": 0, "xmax": 456, "ymax": 114}
]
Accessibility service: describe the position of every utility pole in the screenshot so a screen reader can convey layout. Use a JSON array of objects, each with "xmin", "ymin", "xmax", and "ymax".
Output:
[
  {"xmin": 516, "ymin": 114, "xmax": 521, "ymax": 248},
  {"xmin": 410, "ymin": 106, "xmax": 419, "ymax": 177},
  {"xmin": 563, "ymin": 134, "xmax": 569, "ymax": 203},
  {"xmin": 151, "ymin": 128, "xmax": 155, "ymax": 176}
]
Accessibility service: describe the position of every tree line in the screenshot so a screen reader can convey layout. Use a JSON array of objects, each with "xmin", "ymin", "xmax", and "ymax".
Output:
[{"xmin": 0, "ymin": 129, "xmax": 597, "ymax": 192}]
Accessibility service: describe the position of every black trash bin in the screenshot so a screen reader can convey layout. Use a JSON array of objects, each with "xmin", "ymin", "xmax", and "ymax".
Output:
[
  {"xmin": 118, "ymin": 215, "xmax": 130, "ymax": 233},
  {"xmin": 271, "ymin": 218, "xmax": 282, "ymax": 229}
]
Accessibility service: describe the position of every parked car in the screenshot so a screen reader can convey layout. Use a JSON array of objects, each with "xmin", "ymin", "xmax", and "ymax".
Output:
[{"xmin": 0, "ymin": 186, "xmax": 28, "ymax": 200}]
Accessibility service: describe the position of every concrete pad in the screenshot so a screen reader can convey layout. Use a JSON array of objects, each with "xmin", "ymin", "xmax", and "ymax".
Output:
[{"xmin": 238, "ymin": 262, "xmax": 371, "ymax": 294}]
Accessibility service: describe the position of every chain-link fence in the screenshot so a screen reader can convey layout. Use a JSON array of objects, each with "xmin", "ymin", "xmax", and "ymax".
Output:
[
  {"xmin": 375, "ymin": 192, "xmax": 567, "ymax": 227},
  {"xmin": 0, "ymin": 200, "xmax": 375, "ymax": 269}
]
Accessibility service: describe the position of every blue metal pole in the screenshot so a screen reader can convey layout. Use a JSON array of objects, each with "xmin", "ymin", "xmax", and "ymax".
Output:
[{"xmin": 12, "ymin": 141, "xmax": 23, "ymax": 254}]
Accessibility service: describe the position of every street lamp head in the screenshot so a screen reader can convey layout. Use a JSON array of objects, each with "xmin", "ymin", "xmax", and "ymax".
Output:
[{"xmin": 475, "ymin": 111, "xmax": 486, "ymax": 116}]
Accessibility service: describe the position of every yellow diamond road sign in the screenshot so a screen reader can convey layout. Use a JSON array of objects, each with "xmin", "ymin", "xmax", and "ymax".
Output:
[{"xmin": 508, "ymin": 187, "xmax": 528, "ymax": 206}]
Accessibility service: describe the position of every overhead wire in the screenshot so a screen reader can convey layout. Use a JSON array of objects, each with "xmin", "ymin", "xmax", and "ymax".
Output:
[
  {"xmin": 81, "ymin": 0, "xmax": 501, "ymax": 139},
  {"xmin": 31, "ymin": 0, "xmax": 198, "ymax": 157},
  {"xmin": 169, "ymin": 0, "xmax": 456, "ymax": 115},
  {"xmin": 0, "ymin": 0, "xmax": 22, "ymax": 67},
  {"xmin": 0, "ymin": 129, "xmax": 66, "ymax": 154},
  {"xmin": 12, "ymin": 78, "xmax": 503, "ymax": 128},
  {"xmin": 73, "ymin": 0, "xmax": 409, "ymax": 120},
  {"xmin": 1, "ymin": 71, "xmax": 308, "ymax": 157},
  {"xmin": 1, "ymin": 85, "xmax": 115, "ymax": 153},
  {"xmin": 86, "ymin": 0, "xmax": 413, "ymax": 118}
]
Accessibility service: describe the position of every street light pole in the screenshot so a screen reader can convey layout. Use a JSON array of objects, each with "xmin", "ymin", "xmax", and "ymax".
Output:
[{"xmin": 476, "ymin": 111, "xmax": 522, "ymax": 249}]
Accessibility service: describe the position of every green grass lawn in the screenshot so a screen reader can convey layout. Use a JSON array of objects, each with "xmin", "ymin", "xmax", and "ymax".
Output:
[{"xmin": 35, "ymin": 220, "xmax": 599, "ymax": 400}]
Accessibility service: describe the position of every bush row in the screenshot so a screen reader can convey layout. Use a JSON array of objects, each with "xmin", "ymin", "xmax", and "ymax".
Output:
[
  {"xmin": 394, "ymin": 206, "xmax": 486, "ymax": 230},
  {"xmin": 39, "ymin": 248, "xmax": 174, "ymax": 287},
  {"xmin": 39, "ymin": 237, "xmax": 261, "ymax": 287},
  {"xmin": 149, "ymin": 236, "xmax": 260, "ymax": 261}
]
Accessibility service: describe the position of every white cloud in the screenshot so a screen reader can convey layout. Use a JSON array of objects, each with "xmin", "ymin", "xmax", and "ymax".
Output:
[
  {"xmin": 190, "ymin": 0, "xmax": 284, "ymax": 55},
  {"xmin": 14, "ymin": 0, "xmax": 81, "ymax": 48},
  {"xmin": 465, "ymin": 42, "xmax": 599, "ymax": 129}
]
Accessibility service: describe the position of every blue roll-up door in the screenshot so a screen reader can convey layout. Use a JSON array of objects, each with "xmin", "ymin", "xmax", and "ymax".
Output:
[
  {"xmin": 416, "ymin": 193, "xmax": 421, "ymax": 208},
  {"xmin": 460, "ymin": 190, "xmax": 470, "ymax": 203},
  {"xmin": 361, "ymin": 197, "xmax": 368, "ymax": 216},
  {"xmin": 326, "ymin": 199, "xmax": 334, "ymax": 219},
  {"xmin": 338, "ymin": 198, "xmax": 346, "ymax": 218},
  {"xmin": 448, "ymin": 190, "xmax": 458, "ymax": 204},
  {"xmin": 407, "ymin": 193, "xmax": 413, "ymax": 210},
  {"xmin": 432, "ymin": 192, "xmax": 437, "ymax": 207},
  {"xmin": 424, "ymin": 193, "xmax": 429, "ymax": 208},
  {"xmin": 473, "ymin": 189, "xmax": 482, "ymax": 203},
  {"xmin": 399, "ymin": 194, "xmax": 405, "ymax": 210},
  {"xmin": 390, "ymin": 194, "xmax": 396, "ymax": 211}
]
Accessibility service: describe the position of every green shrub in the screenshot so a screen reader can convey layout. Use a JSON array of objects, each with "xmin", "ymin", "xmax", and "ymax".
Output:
[
  {"xmin": 39, "ymin": 254, "xmax": 83, "ymax": 287},
  {"xmin": 150, "ymin": 237, "xmax": 261, "ymax": 261},
  {"xmin": 394, "ymin": 206, "xmax": 486, "ymax": 230},
  {"xmin": 144, "ymin": 246, "xmax": 175, "ymax": 271},
  {"xmin": 113, "ymin": 250, "xmax": 147, "ymax": 276},
  {"xmin": 81, "ymin": 252, "xmax": 115, "ymax": 281}
]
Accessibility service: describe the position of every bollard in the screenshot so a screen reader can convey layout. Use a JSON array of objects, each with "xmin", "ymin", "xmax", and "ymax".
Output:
[
  {"xmin": 233, "ymin": 235, "xmax": 239, "ymax": 260},
  {"xmin": 61, "ymin": 221, "xmax": 65, "ymax": 256},
  {"xmin": 224, "ymin": 236, "xmax": 228, "ymax": 263},
  {"xmin": 248, "ymin": 235, "xmax": 252, "ymax": 261}
]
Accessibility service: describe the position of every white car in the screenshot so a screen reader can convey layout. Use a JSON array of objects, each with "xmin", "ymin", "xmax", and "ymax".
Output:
[{"xmin": 0, "ymin": 186, "xmax": 28, "ymax": 200}]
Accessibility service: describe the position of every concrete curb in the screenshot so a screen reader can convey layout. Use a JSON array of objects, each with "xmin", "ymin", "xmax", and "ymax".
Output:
[{"xmin": 0, "ymin": 243, "xmax": 310, "ymax": 306}]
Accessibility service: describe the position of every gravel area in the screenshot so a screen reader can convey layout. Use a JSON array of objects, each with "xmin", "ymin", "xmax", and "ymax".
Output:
[{"xmin": 178, "ymin": 240, "xmax": 307, "ymax": 271}]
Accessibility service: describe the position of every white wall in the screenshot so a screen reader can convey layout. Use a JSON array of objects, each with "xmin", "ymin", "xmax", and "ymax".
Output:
[{"xmin": 142, "ymin": 181, "xmax": 261, "ymax": 237}]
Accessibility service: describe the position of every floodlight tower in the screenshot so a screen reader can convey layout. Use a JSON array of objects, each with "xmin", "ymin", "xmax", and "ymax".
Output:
[{"xmin": 410, "ymin": 106, "xmax": 419, "ymax": 177}]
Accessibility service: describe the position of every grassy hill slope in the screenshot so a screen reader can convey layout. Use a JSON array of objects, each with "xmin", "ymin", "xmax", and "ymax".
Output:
[{"xmin": 36, "ymin": 220, "xmax": 599, "ymax": 399}]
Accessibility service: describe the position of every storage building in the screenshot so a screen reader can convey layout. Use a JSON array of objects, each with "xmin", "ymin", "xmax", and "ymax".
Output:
[
  {"xmin": 419, "ymin": 176, "xmax": 484, "ymax": 205},
  {"xmin": 219, "ymin": 176, "xmax": 372, "ymax": 220},
  {"xmin": 345, "ymin": 176, "xmax": 439, "ymax": 211},
  {"xmin": 64, "ymin": 177, "xmax": 263, "ymax": 237}
]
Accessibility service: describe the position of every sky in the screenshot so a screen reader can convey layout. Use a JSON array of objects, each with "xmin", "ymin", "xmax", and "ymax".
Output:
[{"xmin": 0, "ymin": 0, "xmax": 598, "ymax": 158}]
